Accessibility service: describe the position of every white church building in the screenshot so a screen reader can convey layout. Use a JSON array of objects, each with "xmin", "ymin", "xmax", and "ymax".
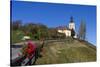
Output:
[{"xmin": 57, "ymin": 16, "xmax": 77, "ymax": 38}]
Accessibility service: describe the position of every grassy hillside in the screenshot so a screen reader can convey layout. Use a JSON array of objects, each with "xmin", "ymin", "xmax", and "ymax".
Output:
[{"xmin": 35, "ymin": 39, "xmax": 96, "ymax": 65}]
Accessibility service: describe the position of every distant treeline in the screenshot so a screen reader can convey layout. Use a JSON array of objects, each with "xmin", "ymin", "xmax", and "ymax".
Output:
[
  {"xmin": 11, "ymin": 20, "xmax": 86, "ymax": 43},
  {"xmin": 11, "ymin": 20, "xmax": 66, "ymax": 42}
]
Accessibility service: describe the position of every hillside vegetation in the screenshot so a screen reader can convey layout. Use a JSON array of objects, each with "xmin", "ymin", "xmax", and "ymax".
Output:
[{"xmin": 35, "ymin": 39, "xmax": 96, "ymax": 64}]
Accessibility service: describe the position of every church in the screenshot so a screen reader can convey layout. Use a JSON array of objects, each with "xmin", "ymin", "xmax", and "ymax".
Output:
[{"xmin": 57, "ymin": 16, "xmax": 77, "ymax": 38}]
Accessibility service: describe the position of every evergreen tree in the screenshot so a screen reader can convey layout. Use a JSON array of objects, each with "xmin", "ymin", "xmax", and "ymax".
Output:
[
  {"xmin": 71, "ymin": 28, "xmax": 75, "ymax": 38},
  {"xmin": 78, "ymin": 20, "xmax": 86, "ymax": 40}
]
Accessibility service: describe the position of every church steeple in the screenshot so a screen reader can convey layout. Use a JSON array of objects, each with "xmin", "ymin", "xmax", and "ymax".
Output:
[
  {"xmin": 70, "ymin": 16, "xmax": 74, "ymax": 23},
  {"xmin": 69, "ymin": 16, "xmax": 75, "ymax": 30}
]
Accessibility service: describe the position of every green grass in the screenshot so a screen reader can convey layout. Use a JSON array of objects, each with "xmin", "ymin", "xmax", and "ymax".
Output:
[{"xmin": 35, "ymin": 40, "xmax": 96, "ymax": 65}]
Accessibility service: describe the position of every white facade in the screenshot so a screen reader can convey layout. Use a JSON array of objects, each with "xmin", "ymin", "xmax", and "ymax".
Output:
[
  {"xmin": 69, "ymin": 22, "xmax": 75, "ymax": 30},
  {"xmin": 58, "ymin": 29, "xmax": 71, "ymax": 37}
]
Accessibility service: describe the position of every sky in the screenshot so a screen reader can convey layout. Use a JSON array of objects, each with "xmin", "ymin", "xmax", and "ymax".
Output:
[{"xmin": 11, "ymin": 1, "xmax": 96, "ymax": 46}]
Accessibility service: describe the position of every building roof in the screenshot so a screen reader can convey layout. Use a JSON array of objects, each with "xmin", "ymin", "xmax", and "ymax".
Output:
[{"xmin": 56, "ymin": 26, "xmax": 70, "ymax": 30}]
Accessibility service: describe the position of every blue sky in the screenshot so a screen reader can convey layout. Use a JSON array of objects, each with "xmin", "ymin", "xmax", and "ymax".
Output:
[{"xmin": 11, "ymin": 1, "xmax": 96, "ymax": 46}]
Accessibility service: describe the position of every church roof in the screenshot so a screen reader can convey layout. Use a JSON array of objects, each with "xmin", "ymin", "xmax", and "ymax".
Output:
[{"xmin": 56, "ymin": 26, "xmax": 70, "ymax": 30}]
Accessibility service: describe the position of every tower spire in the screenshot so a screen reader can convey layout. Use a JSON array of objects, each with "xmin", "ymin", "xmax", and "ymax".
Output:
[{"xmin": 70, "ymin": 16, "xmax": 74, "ymax": 22}]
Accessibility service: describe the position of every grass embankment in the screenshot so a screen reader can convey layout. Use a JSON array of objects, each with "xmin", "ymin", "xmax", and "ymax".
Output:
[{"xmin": 35, "ymin": 39, "xmax": 96, "ymax": 65}]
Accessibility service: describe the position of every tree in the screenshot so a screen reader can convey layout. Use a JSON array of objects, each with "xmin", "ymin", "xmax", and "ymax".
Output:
[
  {"xmin": 22, "ymin": 22, "xmax": 49, "ymax": 40},
  {"xmin": 71, "ymin": 28, "xmax": 75, "ymax": 38},
  {"xmin": 12, "ymin": 20, "xmax": 22, "ymax": 30},
  {"xmin": 78, "ymin": 20, "xmax": 86, "ymax": 40}
]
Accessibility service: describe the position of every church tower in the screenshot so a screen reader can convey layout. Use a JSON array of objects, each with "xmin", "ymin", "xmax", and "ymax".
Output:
[{"xmin": 69, "ymin": 16, "xmax": 75, "ymax": 30}]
